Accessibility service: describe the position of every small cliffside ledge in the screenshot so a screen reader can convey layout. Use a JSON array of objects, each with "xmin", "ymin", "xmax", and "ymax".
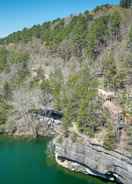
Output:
[{"xmin": 53, "ymin": 136, "xmax": 132, "ymax": 184}]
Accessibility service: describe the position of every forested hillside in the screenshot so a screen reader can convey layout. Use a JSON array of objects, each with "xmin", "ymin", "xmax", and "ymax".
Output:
[{"xmin": 0, "ymin": 3, "xmax": 132, "ymax": 153}]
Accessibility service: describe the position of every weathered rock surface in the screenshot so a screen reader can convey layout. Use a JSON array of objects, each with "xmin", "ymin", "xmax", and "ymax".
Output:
[
  {"xmin": 1, "ymin": 107, "xmax": 132, "ymax": 184},
  {"xmin": 0, "ymin": 115, "xmax": 61, "ymax": 137},
  {"xmin": 54, "ymin": 136, "xmax": 132, "ymax": 184}
]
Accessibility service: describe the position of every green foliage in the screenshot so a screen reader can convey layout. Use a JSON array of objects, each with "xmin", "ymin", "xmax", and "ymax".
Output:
[
  {"xmin": 86, "ymin": 11, "xmax": 121, "ymax": 57},
  {"xmin": 128, "ymin": 26, "xmax": 132, "ymax": 47},
  {"xmin": 49, "ymin": 63, "xmax": 102, "ymax": 135},
  {"xmin": 127, "ymin": 126, "xmax": 132, "ymax": 151},
  {"xmin": 0, "ymin": 47, "xmax": 29, "ymax": 77},
  {"xmin": 69, "ymin": 14, "xmax": 88, "ymax": 47},
  {"xmin": 49, "ymin": 68, "xmax": 64, "ymax": 110},
  {"xmin": 103, "ymin": 53, "xmax": 116, "ymax": 89},
  {"xmin": 40, "ymin": 78, "xmax": 52, "ymax": 107},
  {"xmin": 86, "ymin": 15, "xmax": 109, "ymax": 57},
  {"xmin": 0, "ymin": 12, "xmax": 91, "ymax": 52},
  {"xmin": 3, "ymin": 82, "xmax": 12, "ymax": 101},
  {"xmin": 93, "ymin": 4, "xmax": 112, "ymax": 12},
  {"xmin": 110, "ymin": 11, "xmax": 121, "ymax": 39},
  {"xmin": 103, "ymin": 52, "xmax": 126, "ymax": 90},
  {"xmin": 0, "ymin": 47, "xmax": 8, "ymax": 72},
  {"xmin": 9, "ymin": 49, "xmax": 29, "ymax": 64},
  {"xmin": 12, "ymin": 60, "xmax": 30, "ymax": 87},
  {"xmin": 30, "ymin": 68, "xmax": 46, "ymax": 89},
  {"xmin": 119, "ymin": 92, "xmax": 132, "ymax": 114},
  {"xmin": 104, "ymin": 124, "xmax": 116, "ymax": 150},
  {"xmin": 0, "ymin": 96, "xmax": 12, "ymax": 125},
  {"xmin": 0, "ymin": 7, "xmax": 122, "ymax": 60},
  {"xmin": 75, "ymin": 66, "xmax": 99, "ymax": 135},
  {"xmin": 41, "ymin": 79, "xmax": 51, "ymax": 93}
]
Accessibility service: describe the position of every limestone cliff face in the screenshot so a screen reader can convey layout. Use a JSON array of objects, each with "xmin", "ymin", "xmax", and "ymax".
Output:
[
  {"xmin": 0, "ymin": 115, "xmax": 61, "ymax": 137},
  {"xmin": 54, "ymin": 137, "xmax": 132, "ymax": 184}
]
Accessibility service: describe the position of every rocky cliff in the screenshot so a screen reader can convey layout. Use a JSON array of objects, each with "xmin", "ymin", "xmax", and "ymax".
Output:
[
  {"xmin": 0, "ymin": 110, "xmax": 62, "ymax": 137},
  {"xmin": 54, "ymin": 136, "xmax": 132, "ymax": 184},
  {"xmin": 0, "ymin": 5, "xmax": 132, "ymax": 184}
]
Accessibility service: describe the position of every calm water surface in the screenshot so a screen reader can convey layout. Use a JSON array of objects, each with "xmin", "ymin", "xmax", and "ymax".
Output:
[{"xmin": 0, "ymin": 137, "xmax": 115, "ymax": 184}]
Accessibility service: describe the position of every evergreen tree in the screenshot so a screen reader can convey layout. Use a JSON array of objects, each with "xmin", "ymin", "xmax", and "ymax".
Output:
[
  {"xmin": 103, "ymin": 52, "xmax": 126, "ymax": 90},
  {"xmin": 3, "ymin": 82, "xmax": 12, "ymax": 101},
  {"xmin": 0, "ymin": 47, "xmax": 8, "ymax": 72}
]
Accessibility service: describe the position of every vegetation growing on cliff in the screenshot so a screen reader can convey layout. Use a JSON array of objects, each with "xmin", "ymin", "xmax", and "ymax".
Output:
[
  {"xmin": 0, "ymin": 7, "xmax": 123, "ymax": 59},
  {"xmin": 49, "ymin": 63, "xmax": 111, "ymax": 137},
  {"xmin": 104, "ymin": 123, "xmax": 116, "ymax": 150},
  {"xmin": 0, "ymin": 47, "xmax": 8, "ymax": 72},
  {"xmin": 0, "ymin": 3, "xmax": 132, "ymax": 152},
  {"xmin": 0, "ymin": 96, "xmax": 12, "ymax": 125},
  {"xmin": 103, "ymin": 52, "xmax": 127, "ymax": 90}
]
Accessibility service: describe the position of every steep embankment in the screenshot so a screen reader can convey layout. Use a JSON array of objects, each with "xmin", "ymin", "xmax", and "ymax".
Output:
[
  {"xmin": 0, "ymin": 5, "xmax": 132, "ymax": 184},
  {"xmin": 53, "ymin": 88, "xmax": 132, "ymax": 184},
  {"xmin": 54, "ymin": 136, "xmax": 132, "ymax": 184}
]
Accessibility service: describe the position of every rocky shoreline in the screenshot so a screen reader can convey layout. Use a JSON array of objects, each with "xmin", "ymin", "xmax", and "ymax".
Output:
[
  {"xmin": 0, "ymin": 116, "xmax": 132, "ymax": 184},
  {"xmin": 53, "ymin": 136, "xmax": 132, "ymax": 184},
  {"xmin": 55, "ymin": 152, "xmax": 116, "ymax": 182}
]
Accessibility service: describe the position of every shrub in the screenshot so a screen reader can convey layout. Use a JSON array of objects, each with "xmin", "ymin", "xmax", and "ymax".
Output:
[
  {"xmin": 3, "ymin": 82, "xmax": 12, "ymax": 101},
  {"xmin": 9, "ymin": 49, "xmax": 29, "ymax": 64},
  {"xmin": 0, "ymin": 47, "xmax": 8, "ymax": 72},
  {"xmin": 104, "ymin": 124, "xmax": 116, "ymax": 150},
  {"xmin": 12, "ymin": 60, "xmax": 30, "ymax": 87},
  {"xmin": 49, "ymin": 63, "xmax": 101, "ymax": 136},
  {"xmin": 128, "ymin": 26, "xmax": 132, "ymax": 47},
  {"xmin": 0, "ymin": 96, "xmax": 12, "ymax": 125}
]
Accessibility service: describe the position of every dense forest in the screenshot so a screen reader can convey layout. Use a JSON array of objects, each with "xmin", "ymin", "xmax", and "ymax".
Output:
[
  {"xmin": 0, "ymin": 1, "xmax": 132, "ymax": 151},
  {"xmin": 0, "ymin": 4, "xmax": 123, "ymax": 58}
]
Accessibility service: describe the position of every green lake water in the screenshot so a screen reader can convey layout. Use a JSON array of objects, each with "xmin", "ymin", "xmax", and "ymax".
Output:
[{"xmin": 0, "ymin": 136, "xmax": 115, "ymax": 184}]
